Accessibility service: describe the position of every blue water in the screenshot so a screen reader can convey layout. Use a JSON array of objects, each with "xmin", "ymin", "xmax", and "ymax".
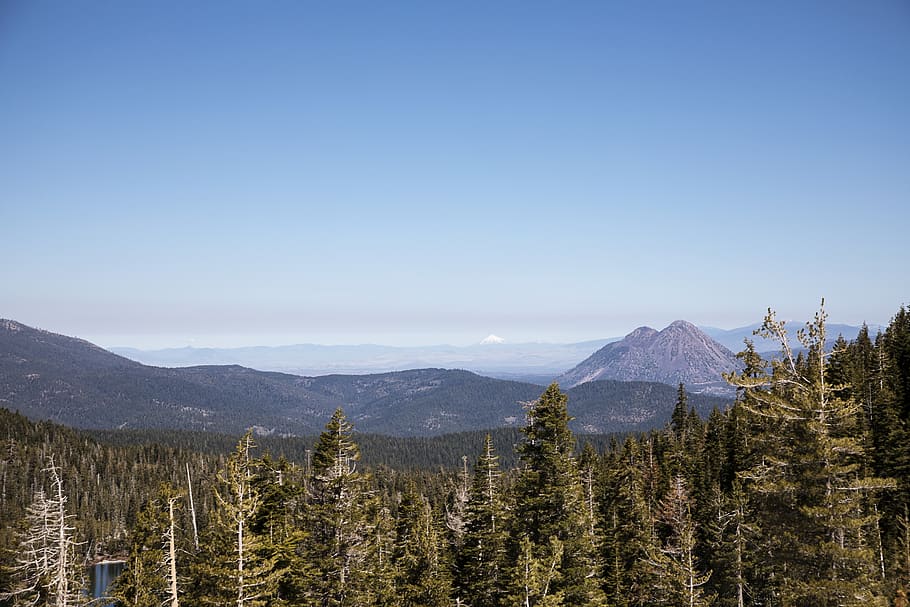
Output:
[{"xmin": 89, "ymin": 561, "xmax": 126, "ymax": 605}]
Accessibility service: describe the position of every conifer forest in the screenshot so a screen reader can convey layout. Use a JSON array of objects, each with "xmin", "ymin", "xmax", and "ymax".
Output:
[{"xmin": 2, "ymin": 303, "xmax": 909, "ymax": 607}]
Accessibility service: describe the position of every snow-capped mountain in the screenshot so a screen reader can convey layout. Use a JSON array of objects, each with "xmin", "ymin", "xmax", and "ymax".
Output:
[{"xmin": 480, "ymin": 334, "xmax": 505, "ymax": 345}]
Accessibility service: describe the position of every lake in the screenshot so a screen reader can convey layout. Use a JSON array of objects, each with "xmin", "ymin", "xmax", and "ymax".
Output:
[{"xmin": 89, "ymin": 560, "xmax": 126, "ymax": 605}]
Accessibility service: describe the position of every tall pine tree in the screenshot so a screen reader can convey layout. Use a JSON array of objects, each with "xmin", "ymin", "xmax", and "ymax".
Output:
[
  {"xmin": 726, "ymin": 303, "xmax": 894, "ymax": 606},
  {"xmin": 193, "ymin": 431, "xmax": 283, "ymax": 607},
  {"xmin": 392, "ymin": 482, "xmax": 452, "ymax": 607},
  {"xmin": 455, "ymin": 434, "xmax": 508, "ymax": 607},
  {"xmin": 510, "ymin": 383, "xmax": 605, "ymax": 607},
  {"xmin": 645, "ymin": 476, "xmax": 713, "ymax": 607},
  {"xmin": 304, "ymin": 408, "xmax": 381, "ymax": 607}
]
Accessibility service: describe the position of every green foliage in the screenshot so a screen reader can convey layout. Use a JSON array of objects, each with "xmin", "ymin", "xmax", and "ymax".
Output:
[
  {"xmin": 598, "ymin": 436, "xmax": 658, "ymax": 607},
  {"xmin": 645, "ymin": 476, "xmax": 714, "ymax": 607},
  {"xmin": 704, "ymin": 480, "xmax": 757, "ymax": 607},
  {"xmin": 113, "ymin": 484, "xmax": 183, "ymax": 607},
  {"xmin": 507, "ymin": 535, "xmax": 565, "ymax": 607},
  {"xmin": 4, "ymin": 302, "xmax": 910, "ymax": 606},
  {"xmin": 725, "ymin": 303, "xmax": 894, "ymax": 605},
  {"xmin": 391, "ymin": 482, "xmax": 452, "ymax": 607},
  {"xmin": 195, "ymin": 432, "xmax": 285, "ymax": 607},
  {"xmin": 511, "ymin": 384, "xmax": 605, "ymax": 607},
  {"xmin": 303, "ymin": 409, "xmax": 382, "ymax": 607},
  {"xmin": 455, "ymin": 434, "xmax": 508, "ymax": 607},
  {"xmin": 671, "ymin": 383, "xmax": 689, "ymax": 436}
]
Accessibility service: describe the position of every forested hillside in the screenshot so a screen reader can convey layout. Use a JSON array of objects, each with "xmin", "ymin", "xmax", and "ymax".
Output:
[
  {"xmin": 86, "ymin": 425, "xmax": 622, "ymax": 472},
  {"xmin": 0, "ymin": 320, "xmax": 730, "ymax": 436},
  {"xmin": 1, "ymin": 304, "xmax": 908, "ymax": 606}
]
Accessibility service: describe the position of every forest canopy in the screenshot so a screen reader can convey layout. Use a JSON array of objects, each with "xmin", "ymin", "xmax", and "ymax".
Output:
[{"xmin": 1, "ymin": 303, "xmax": 908, "ymax": 606}]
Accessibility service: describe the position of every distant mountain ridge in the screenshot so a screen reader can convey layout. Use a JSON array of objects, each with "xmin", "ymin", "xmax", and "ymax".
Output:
[
  {"xmin": 111, "ymin": 338, "xmax": 617, "ymax": 379},
  {"xmin": 557, "ymin": 320, "xmax": 742, "ymax": 394},
  {"xmin": 108, "ymin": 321, "xmax": 879, "ymax": 381},
  {"xmin": 701, "ymin": 321, "xmax": 885, "ymax": 354},
  {"xmin": 0, "ymin": 319, "xmax": 730, "ymax": 436}
]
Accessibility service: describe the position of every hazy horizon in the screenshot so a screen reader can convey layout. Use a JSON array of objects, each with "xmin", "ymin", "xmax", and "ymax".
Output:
[{"xmin": 76, "ymin": 315, "xmax": 887, "ymax": 351}]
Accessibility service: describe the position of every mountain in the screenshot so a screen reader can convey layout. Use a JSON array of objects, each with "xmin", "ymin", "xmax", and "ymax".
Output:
[
  {"xmin": 557, "ymin": 320, "xmax": 742, "ymax": 394},
  {"xmin": 1, "ymin": 319, "xmax": 730, "ymax": 436},
  {"xmin": 108, "ymin": 321, "xmax": 883, "ymax": 379},
  {"xmin": 479, "ymin": 334, "xmax": 506, "ymax": 345},
  {"xmin": 110, "ymin": 338, "xmax": 618, "ymax": 378},
  {"xmin": 701, "ymin": 321, "xmax": 885, "ymax": 354}
]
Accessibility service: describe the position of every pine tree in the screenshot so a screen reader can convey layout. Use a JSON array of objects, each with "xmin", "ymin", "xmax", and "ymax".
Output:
[
  {"xmin": 598, "ymin": 437, "xmax": 653, "ymax": 607},
  {"xmin": 701, "ymin": 409, "xmax": 727, "ymax": 497},
  {"xmin": 510, "ymin": 383, "xmax": 605, "ymax": 607},
  {"xmin": 455, "ymin": 434, "xmax": 508, "ymax": 607},
  {"xmin": 304, "ymin": 408, "xmax": 379, "ymax": 607},
  {"xmin": 874, "ymin": 306, "xmax": 910, "ymax": 590},
  {"xmin": 250, "ymin": 455, "xmax": 308, "ymax": 605},
  {"xmin": 391, "ymin": 482, "xmax": 452, "ymax": 607},
  {"xmin": 366, "ymin": 499, "xmax": 397, "ymax": 607},
  {"xmin": 508, "ymin": 535, "xmax": 565, "ymax": 607},
  {"xmin": 725, "ymin": 303, "xmax": 894, "ymax": 605},
  {"xmin": 705, "ymin": 481, "xmax": 756, "ymax": 607},
  {"xmin": 196, "ymin": 431, "xmax": 283, "ymax": 607},
  {"xmin": 445, "ymin": 455, "xmax": 470, "ymax": 554},
  {"xmin": 114, "ymin": 484, "xmax": 184, "ymax": 607},
  {"xmin": 578, "ymin": 443, "xmax": 600, "ymax": 544},
  {"xmin": 645, "ymin": 476, "xmax": 714, "ymax": 607},
  {"xmin": 672, "ymin": 383, "xmax": 689, "ymax": 437}
]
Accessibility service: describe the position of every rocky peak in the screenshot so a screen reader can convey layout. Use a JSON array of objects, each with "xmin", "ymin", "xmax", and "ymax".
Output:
[
  {"xmin": 1, "ymin": 319, "xmax": 26, "ymax": 332},
  {"xmin": 663, "ymin": 320, "xmax": 699, "ymax": 333},
  {"xmin": 557, "ymin": 320, "xmax": 741, "ymax": 395},
  {"xmin": 625, "ymin": 326, "xmax": 658, "ymax": 342}
]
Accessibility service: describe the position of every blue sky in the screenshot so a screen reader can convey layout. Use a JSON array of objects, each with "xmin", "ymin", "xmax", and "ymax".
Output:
[{"xmin": 2, "ymin": 1, "xmax": 908, "ymax": 348}]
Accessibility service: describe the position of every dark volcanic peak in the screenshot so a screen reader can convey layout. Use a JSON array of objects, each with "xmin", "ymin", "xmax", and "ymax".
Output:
[{"xmin": 557, "ymin": 319, "xmax": 741, "ymax": 394}]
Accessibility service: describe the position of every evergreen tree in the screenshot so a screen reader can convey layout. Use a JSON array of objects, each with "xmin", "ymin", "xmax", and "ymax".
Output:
[
  {"xmin": 578, "ymin": 442, "xmax": 600, "ymax": 544},
  {"xmin": 194, "ymin": 431, "xmax": 282, "ymax": 607},
  {"xmin": 701, "ymin": 409, "xmax": 727, "ymax": 497},
  {"xmin": 445, "ymin": 455, "xmax": 470, "ymax": 555},
  {"xmin": 672, "ymin": 383, "xmax": 689, "ymax": 437},
  {"xmin": 726, "ymin": 303, "xmax": 894, "ymax": 605},
  {"xmin": 874, "ymin": 306, "xmax": 910, "ymax": 590},
  {"xmin": 598, "ymin": 437, "xmax": 654, "ymax": 607},
  {"xmin": 114, "ymin": 484, "xmax": 184, "ymax": 607},
  {"xmin": 391, "ymin": 482, "xmax": 452, "ymax": 607},
  {"xmin": 705, "ymin": 481, "xmax": 756, "ymax": 607},
  {"xmin": 645, "ymin": 476, "xmax": 714, "ymax": 607},
  {"xmin": 455, "ymin": 434, "xmax": 508, "ymax": 607},
  {"xmin": 508, "ymin": 535, "xmax": 565, "ymax": 607},
  {"xmin": 250, "ymin": 455, "xmax": 309, "ymax": 605},
  {"xmin": 510, "ymin": 383, "xmax": 605, "ymax": 607},
  {"xmin": 304, "ymin": 408, "xmax": 379, "ymax": 607}
]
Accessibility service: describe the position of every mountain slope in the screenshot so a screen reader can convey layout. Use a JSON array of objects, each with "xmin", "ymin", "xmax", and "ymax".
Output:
[
  {"xmin": 1, "ymin": 319, "xmax": 730, "ymax": 436},
  {"xmin": 557, "ymin": 320, "xmax": 741, "ymax": 394}
]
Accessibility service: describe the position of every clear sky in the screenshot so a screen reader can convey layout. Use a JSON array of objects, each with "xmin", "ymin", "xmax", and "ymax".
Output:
[{"xmin": 2, "ymin": 1, "xmax": 908, "ymax": 349}]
